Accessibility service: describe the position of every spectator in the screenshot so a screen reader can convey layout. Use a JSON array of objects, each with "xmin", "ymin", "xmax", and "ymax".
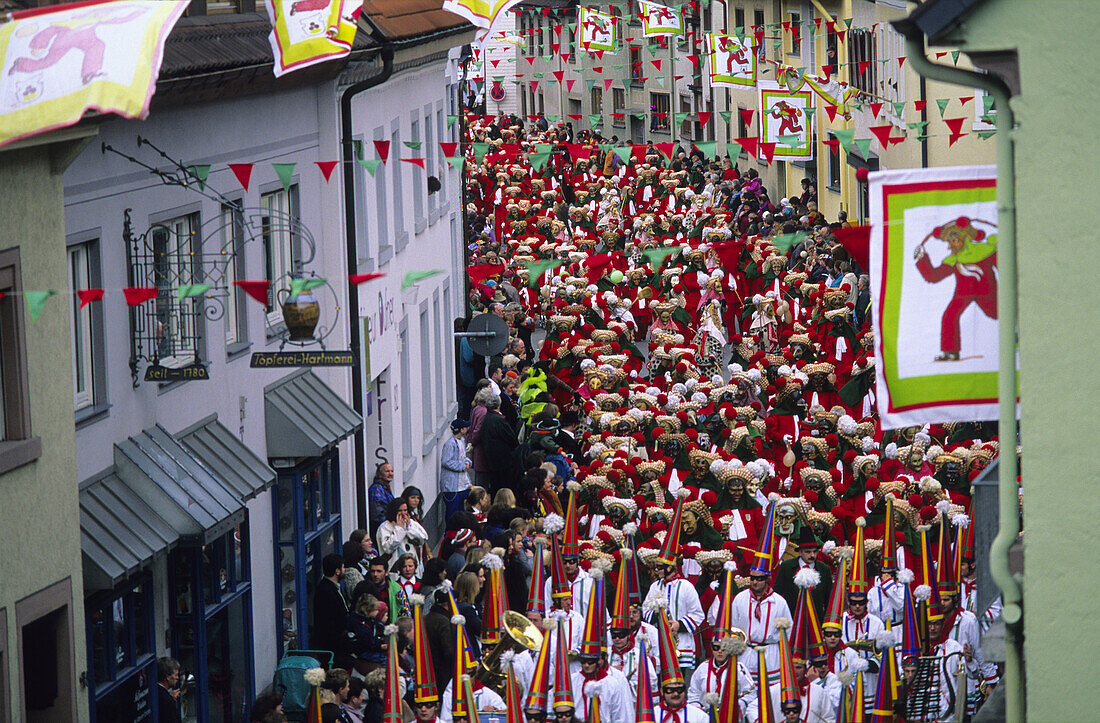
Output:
[
  {"xmin": 392, "ymin": 552, "xmax": 419, "ymax": 599},
  {"xmin": 376, "ymin": 498, "xmax": 429, "ymax": 575},
  {"xmin": 445, "ymin": 528, "xmax": 478, "ymax": 580},
  {"xmin": 342, "ymin": 540, "xmax": 365, "ymax": 593},
  {"xmin": 249, "ymin": 692, "xmax": 283, "ymax": 723},
  {"xmin": 368, "ymin": 463, "xmax": 395, "ymax": 539},
  {"xmin": 401, "ymin": 485, "xmax": 425, "ymax": 524},
  {"xmin": 440, "ymin": 417, "xmax": 473, "ymax": 522},
  {"xmin": 342, "ymin": 678, "xmax": 366, "ymax": 723},
  {"xmin": 362, "ymin": 669, "xmax": 386, "ymax": 723},
  {"xmin": 157, "ymin": 657, "xmax": 182, "ymax": 723},
  {"xmin": 323, "ymin": 668, "xmax": 350, "ymax": 710},
  {"xmin": 346, "ymin": 594, "xmax": 387, "ymax": 676},
  {"xmin": 478, "ymin": 393, "xmax": 519, "ymax": 495},
  {"xmin": 311, "ymin": 554, "xmax": 349, "ymax": 664},
  {"xmin": 464, "ymin": 485, "xmax": 491, "ymax": 524},
  {"xmin": 419, "ymin": 557, "xmax": 449, "ymax": 604},
  {"xmin": 352, "ymin": 556, "xmax": 410, "ymax": 623},
  {"xmin": 467, "ymin": 386, "xmax": 494, "ymax": 485},
  {"xmin": 453, "ymin": 571, "xmax": 483, "ymax": 660},
  {"xmin": 496, "ymin": 530, "xmax": 533, "ymax": 614}
]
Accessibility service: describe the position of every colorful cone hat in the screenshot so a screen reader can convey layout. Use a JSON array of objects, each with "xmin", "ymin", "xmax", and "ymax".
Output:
[
  {"xmin": 579, "ymin": 567, "xmax": 607, "ymax": 657},
  {"xmin": 528, "ymin": 540, "xmax": 548, "ymax": 616},
  {"xmin": 852, "ymin": 670, "xmax": 867, "ymax": 723},
  {"xmin": 900, "ymin": 581, "xmax": 922, "ymax": 659},
  {"xmin": 656, "ymin": 487, "xmax": 691, "ymax": 567},
  {"xmin": 549, "ymin": 533, "xmax": 572, "ymax": 602},
  {"xmin": 635, "ymin": 637, "xmax": 658, "ymax": 723},
  {"xmin": 444, "ymin": 584, "xmax": 479, "ymax": 672},
  {"xmin": 848, "ymin": 517, "xmax": 869, "ymax": 595},
  {"xmin": 777, "ymin": 622, "xmax": 801, "ymax": 712},
  {"xmin": 755, "ymin": 647, "xmax": 777, "ymax": 723},
  {"xmin": 623, "ymin": 521, "xmax": 643, "ymax": 608},
  {"xmin": 918, "ymin": 525, "xmax": 943, "ymax": 620},
  {"xmin": 822, "ymin": 557, "xmax": 848, "ymax": 631},
  {"xmin": 881, "ymin": 497, "xmax": 898, "ymax": 572},
  {"xmin": 655, "ymin": 603, "xmax": 684, "ymax": 688},
  {"xmin": 716, "ymin": 642, "xmax": 742, "ymax": 723},
  {"xmin": 952, "ymin": 516, "xmax": 971, "ymax": 590},
  {"xmin": 562, "ymin": 484, "xmax": 581, "ymax": 557},
  {"xmin": 750, "ymin": 500, "xmax": 778, "ymax": 576},
  {"xmin": 461, "ymin": 675, "xmax": 482, "ymax": 723},
  {"xmin": 713, "ymin": 560, "xmax": 739, "ymax": 639},
  {"xmin": 502, "ymin": 651, "xmax": 525, "ymax": 723},
  {"xmin": 452, "ymin": 613, "xmax": 477, "ymax": 718},
  {"xmin": 791, "ymin": 576, "xmax": 826, "ymax": 664},
  {"xmin": 870, "ymin": 631, "xmax": 899, "ymax": 722},
  {"xmin": 410, "ymin": 594, "xmax": 439, "ymax": 703},
  {"xmin": 525, "ymin": 620, "xmax": 554, "ymax": 714},
  {"xmin": 552, "ymin": 615, "xmax": 576, "ymax": 712},
  {"xmin": 304, "ymin": 668, "xmax": 324, "ymax": 723},
  {"xmin": 481, "ymin": 552, "xmax": 509, "ymax": 646},
  {"xmin": 588, "ymin": 688, "xmax": 603, "ymax": 723},
  {"xmin": 935, "ymin": 511, "xmax": 956, "ymax": 591},
  {"xmin": 610, "ymin": 549, "xmax": 633, "ymax": 630},
  {"xmin": 383, "ymin": 623, "xmax": 403, "ymax": 723}
]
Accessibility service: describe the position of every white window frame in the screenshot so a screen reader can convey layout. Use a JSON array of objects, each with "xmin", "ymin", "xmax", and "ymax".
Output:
[
  {"xmin": 260, "ymin": 185, "xmax": 299, "ymax": 329},
  {"xmin": 69, "ymin": 243, "xmax": 94, "ymax": 410}
]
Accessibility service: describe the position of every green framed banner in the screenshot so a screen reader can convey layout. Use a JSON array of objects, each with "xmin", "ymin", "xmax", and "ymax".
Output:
[
  {"xmin": 870, "ymin": 165, "xmax": 1007, "ymax": 427},
  {"xmin": 708, "ymin": 33, "xmax": 756, "ymax": 88},
  {"xmin": 579, "ymin": 7, "xmax": 617, "ymax": 52},
  {"xmin": 640, "ymin": 1, "xmax": 682, "ymax": 36},
  {"xmin": 759, "ymin": 80, "xmax": 812, "ymax": 160}
]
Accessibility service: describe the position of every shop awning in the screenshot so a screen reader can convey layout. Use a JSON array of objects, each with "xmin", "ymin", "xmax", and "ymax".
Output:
[
  {"xmin": 79, "ymin": 468, "xmax": 179, "ymax": 590},
  {"xmin": 179, "ymin": 414, "xmax": 276, "ymax": 502},
  {"xmin": 264, "ymin": 369, "xmax": 362, "ymax": 459},
  {"xmin": 114, "ymin": 424, "xmax": 246, "ymax": 544}
]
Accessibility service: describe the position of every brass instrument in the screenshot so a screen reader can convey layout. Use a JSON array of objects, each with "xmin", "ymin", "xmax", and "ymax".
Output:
[
  {"xmin": 474, "ymin": 611, "xmax": 544, "ymax": 696},
  {"xmin": 847, "ymin": 638, "xmax": 880, "ymax": 653}
]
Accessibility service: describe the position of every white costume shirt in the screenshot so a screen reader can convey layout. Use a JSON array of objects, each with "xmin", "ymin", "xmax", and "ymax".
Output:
[
  {"xmin": 544, "ymin": 569, "xmax": 594, "ymax": 619},
  {"xmin": 439, "ymin": 680, "xmax": 506, "ymax": 722},
  {"xmin": 687, "ymin": 659, "xmax": 756, "ymax": 714},
  {"xmin": 645, "ymin": 578, "xmax": 705, "ymax": 664},
  {"xmin": 571, "ymin": 666, "xmax": 634, "ymax": 721},
  {"xmin": 730, "ymin": 590, "xmax": 792, "ymax": 675}
]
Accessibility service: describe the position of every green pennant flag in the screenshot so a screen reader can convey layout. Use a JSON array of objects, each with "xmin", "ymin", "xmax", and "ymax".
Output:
[
  {"xmin": 853, "ymin": 138, "xmax": 872, "ymax": 158},
  {"xmin": 613, "ymin": 146, "xmax": 632, "ymax": 163},
  {"xmin": 892, "ymin": 101, "xmax": 906, "ymax": 117},
  {"xmin": 631, "ymin": 112, "xmax": 647, "ymax": 120},
  {"xmin": 403, "ymin": 141, "xmax": 422, "ymax": 150},
  {"xmin": 768, "ymin": 232, "xmax": 805, "ymax": 253},
  {"xmin": 546, "ymin": 79, "xmax": 557, "ymax": 87},
  {"xmin": 528, "ymin": 152, "xmax": 552, "ymax": 170},
  {"xmin": 719, "ymin": 110, "xmax": 732, "ymax": 123},
  {"xmin": 360, "ymin": 158, "xmax": 382, "ymax": 176},
  {"xmin": 908, "ymin": 120, "xmax": 930, "ymax": 132},
  {"xmin": 655, "ymin": 76, "xmax": 666, "ymax": 88},
  {"xmin": 936, "ymin": 98, "xmax": 950, "ymax": 117},
  {"xmin": 950, "ymin": 50, "xmax": 960, "ymax": 65},
  {"xmin": 177, "ymin": 283, "xmax": 212, "ymax": 300},
  {"xmin": 545, "ymin": 114, "xmax": 559, "ymax": 123},
  {"xmin": 773, "ymin": 40, "xmax": 783, "ymax": 52},
  {"xmin": 542, "ymin": 54, "xmax": 553, "ymax": 63},
  {"xmin": 25, "ymin": 290, "xmax": 56, "ymax": 321},
  {"xmin": 289, "ymin": 277, "xmax": 326, "ymax": 299},
  {"xmin": 916, "ymin": 134, "xmax": 932, "ymax": 142},
  {"xmin": 273, "ymin": 162, "xmax": 296, "ymax": 193},
  {"xmin": 621, "ymin": 78, "xmax": 632, "ymax": 91},
  {"xmin": 983, "ymin": 95, "xmax": 996, "ymax": 114},
  {"xmin": 588, "ymin": 114, "xmax": 602, "ymax": 127},
  {"xmin": 535, "ymin": 143, "xmax": 553, "ymax": 154},
  {"xmin": 585, "ymin": 79, "xmax": 596, "ymax": 91},
  {"xmin": 532, "ymin": 72, "xmax": 545, "ymax": 79},
  {"xmin": 694, "ymin": 141, "xmax": 717, "ymax": 157},
  {"xmin": 979, "ymin": 113, "xmax": 996, "ymax": 125},
  {"xmin": 842, "ymin": 17, "xmax": 853, "ymax": 29},
  {"xmin": 778, "ymin": 133, "xmax": 802, "ymax": 148},
  {"xmin": 401, "ymin": 270, "xmax": 445, "ymax": 291},
  {"xmin": 445, "ymin": 156, "xmax": 465, "ymax": 171},
  {"xmin": 524, "ymin": 259, "xmax": 563, "ymax": 287},
  {"xmin": 612, "ymin": 64, "xmax": 625, "ymax": 70},
  {"xmin": 447, "ymin": 114, "xmax": 459, "ymax": 128},
  {"xmin": 674, "ymin": 112, "xmax": 689, "ymax": 125},
  {"xmin": 647, "ymin": 44, "xmax": 661, "ymax": 57},
  {"xmin": 849, "ymin": 102, "xmax": 863, "ymax": 113},
  {"xmin": 977, "ymin": 129, "xmax": 997, "ymax": 140},
  {"xmin": 472, "ymin": 142, "xmax": 490, "ymax": 161},
  {"xmin": 187, "ymin": 164, "xmax": 211, "ymax": 191},
  {"xmin": 641, "ymin": 246, "xmax": 679, "ymax": 266},
  {"xmin": 833, "ymin": 128, "xmax": 855, "ymax": 152},
  {"xmin": 735, "ymin": 26, "xmax": 746, "ymax": 43}
]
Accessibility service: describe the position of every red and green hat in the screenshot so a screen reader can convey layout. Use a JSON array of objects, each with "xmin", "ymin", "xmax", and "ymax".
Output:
[
  {"xmin": 777, "ymin": 620, "xmax": 801, "ymax": 712},
  {"xmin": 528, "ymin": 539, "xmax": 548, "ymax": 616},
  {"xmin": 610, "ymin": 548, "xmax": 633, "ymax": 630},
  {"xmin": 480, "ymin": 552, "xmax": 509, "ymax": 646},
  {"xmin": 579, "ymin": 567, "xmax": 607, "ymax": 658},
  {"xmin": 502, "ymin": 651, "xmax": 525, "ymax": 723},
  {"xmin": 655, "ymin": 603, "xmax": 684, "ymax": 689},
  {"xmin": 790, "ymin": 568, "xmax": 826, "ymax": 663},
  {"xmin": 562, "ymin": 483, "xmax": 581, "ymax": 557},
  {"xmin": 383, "ymin": 623, "xmax": 403, "ymax": 723},
  {"xmin": 409, "ymin": 594, "xmax": 439, "ymax": 704},
  {"xmin": 755, "ymin": 647, "xmax": 777, "ymax": 723},
  {"xmin": 822, "ymin": 557, "xmax": 848, "ymax": 631},
  {"xmin": 881, "ymin": 496, "xmax": 898, "ymax": 572},
  {"xmin": 524, "ymin": 619, "xmax": 555, "ymax": 714},
  {"xmin": 713, "ymin": 560, "xmax": 739, "ymax": 640},
  {"xmin": 750, "ymin": 499, "xmax": 779, "ymax": 576},
  {"xmin": 847, "ymin": 516, "xmax": 868, "ymax": 595},
  {"xmin": 552, "ymin": 615, "xmax": 576, "ymax": 712},
  {"xmin": 634, "ymin": 637, "xmax": 657, "ymax": 723},
  {"xmin": 656, "ymin": 487, "xmax": 692, "ymax": 567}
]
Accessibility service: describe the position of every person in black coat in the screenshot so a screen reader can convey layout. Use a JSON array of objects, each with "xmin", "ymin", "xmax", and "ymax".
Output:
[
  {"xmin": 157, "ymin": 657, "xmax": 182, "ymax": 723},
  {"xmin": 311, "ymin": 554, "xmax": 350, "ymax": 663},
  {"xmin": 555, "ymin": 410, "xmax": 583, "ymax": 464},
  {"xmin": 772, "ymin": 528, "xmax": 834, "ymax": 616},
  {"xmin": 479, "ymin": 397, "xmax": 520, "ymax": 495},
  {"xmin": 424, "ymin": 590, "xmax": 457, "ymax": 694}
]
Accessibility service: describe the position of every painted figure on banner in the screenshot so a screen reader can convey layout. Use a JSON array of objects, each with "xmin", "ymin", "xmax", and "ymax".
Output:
[
  {"xmin": 912, "ymin": 217, "xmax": 998, "ymax": 362},
  {"xmin": 583, "ymin": 14, "xmax": 612, "ymax": 45},
  {"xmin": 770, "ymin": 100, "xmax": 803, "ymax": 136},
  {"xmin": 717, "ymin": 35, "xmax": 749, "ymax": 73}
]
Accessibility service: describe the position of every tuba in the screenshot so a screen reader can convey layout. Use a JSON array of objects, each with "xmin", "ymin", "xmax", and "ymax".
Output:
[
  {"xmin": 847, "ymin": 638, "xmax": 880, "ymax": 654},
  {"xmin": 474, "ymin": 610, "xmax": 544, "ymax": 696}
]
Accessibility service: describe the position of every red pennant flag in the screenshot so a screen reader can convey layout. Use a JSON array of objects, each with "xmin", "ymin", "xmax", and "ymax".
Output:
[
  {"xmin": 373, "ymin": 140, "xmax": 390, "ymax": 163},
  {"xmin": 837, "ymin": 29, "xmax": 846, "ymax": 42},
  {"xmin": 228, "ymin": 163, "xmax": 253, "ymax": 191},
  {"xmin": 651, "ymin": 60, "xmax": 662, "ymax": 71},
  {"xmin": 604, "ymin": 78, "xmax": 614, "ymax": 90},
  {"xmin": 592, "ymin": 66, "xmax": 603, "ymax": 73},
  {"xmin": 567, "ymin": 114, "xmax": 583, "ymax": 121},
  {"xmin": 813, "ymin": 17, "xmax": 821, "ymax": 30},
  {"xmin": 77, "ymin": 289, "xmax": 104, "ymax": 309},
  {"xmin": 859, "ymin": 60, "xmax": 870, "ymax": 75},
  {"xmin": 824, "ymin": 104, "xmax": 839, "ymax": 122},
  {"xmin": 869, "ymin": 124, "xmax": 894, "ymax": 148},
  {"xmin": 686, "ymin": 54, "xmax": 701, "ymax": 67},
  {"xmin": 826, "ymin": 20, "xmax": 835, "ymax": 33},
  {"xmin": 551, "ymin": 43, "xmax": 560, "ymax": 53},
  {"xmin": 123, "ymin": 287, "xmax": 158, "ymax": 306},
  {"xmin": 467, "ymin": 263, "xmax": 506, "ymax": 285},
  {"xmin": 233, "ymin": 280, "xmax": 271, "ymax": 306},
  {"xmin": 401, "ymin": 158, "xmax": 426, "ymax": 169},
  {"xmin": 567, "ymin": 144, "xmax": 591, "ymax": 162},
  {"xmin": 552, "ymin": 70, "xmax": 564, "ymax": 83},
  {"xmin": 914, "ymin": 100, "xmax": 927, "ymax": 112},
  {"xmin": 734, "ymin": 136, "xmax": 757, "ymax": 157},
  {"xmin": 935, "ymin": 51, "xmax": 948, "ymax": 59},
  {"xmin": 943, "ymin": 117, "xmax": 966, "ymax": 135},
  {"xmin": 349, "ymin": 273, "xmax": 386, "ymax": 285},
  {"xmin": 822, "ymin": 138, "xmax": 840, "ymax": 148},
  {"xmin": 869, "ymin": 102, "xmax": 884, "ymax": 118},
  {"xmin": 832, "ymin": 225, "xmax": 871, "ymax": 271},
  {"xmin": 890, "ymin": 135, "xmax": 906, "ymax": 146},
  {"xmin": 739, "ymin": 108, "xmax": 755, "ymax": 127},
  {"xmin": 566, "ymin": 79, "xmax": 575, "ymax": 91},
  {"xmin": 631, "ymin": 145, "xmax": 648, "ymax": 164},
  {"xmin": 674, "ymin": 74, "xmax": 684, "ymax": 80},
  {"xmin": 440, "ymin": 142, "xmax": 459, "ymax": 157},
  {"xmin": 526, "ymin": 56, "xmax": 535, "ymax": 65},
  {"xmin": 958, "ymin": 95, "xmax": 974, "ymax": 106},
  {"xmin": 821, "ymin": 64, "xmax": 832, "ymax": 81},
  {"xmin": 759, "ymin": 141, "xmax": 776, "ymax": 163},
  {"xmin": 561, "ymin": 54, "xmax": 570, "ymax": 64},
  {"xmin": 315, "ymin": 161, "xmax": 339, "ymax": 182},
  {"xmin": 531, "ymin": 81, "xmax": 539, "ymax": 93},
  {"xmin": 897, "ymin": 56, "xmax": 906, "ymax": 67},
  {"xmin": 489, "ymin": 59, "xmax": 500, "ymax": 68},
  {"xmin": 697, "ymin": 111, "xmax": 711, "ymax": 127},
  {"xmin": 553, "ymin": 24, "xmax": 561, "ymax": 34},
  {"xmin": 655, "ymin": 142, "xmax": 675, "ymax": 160},
  {"xmin": 948, "ymin": 133, "xmax": 967, "ymax": 147}
]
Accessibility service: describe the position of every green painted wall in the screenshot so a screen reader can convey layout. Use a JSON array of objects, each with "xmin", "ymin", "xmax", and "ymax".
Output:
[
  {"xmin": 937, "ymin": 1, "xmax": 1100, "ymax": 720},
  {"xmin": 0, "ymin": 145, "xmax": 88, "ymax": 721}
]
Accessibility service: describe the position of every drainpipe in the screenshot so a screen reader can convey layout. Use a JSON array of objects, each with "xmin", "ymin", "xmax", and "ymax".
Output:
[
  {"xmin": 898, "ymin": 30, "xmax": 1023, "ymax": 722},
  {"xmin": 341, "ymin": 43, "xmax": 395, "ymax": 530}
]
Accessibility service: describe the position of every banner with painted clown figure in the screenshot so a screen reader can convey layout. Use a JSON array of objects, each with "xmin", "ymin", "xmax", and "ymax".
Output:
[
  {"xmin": 0, "ymin": 0, "xmax": 188, "ymax": 148},
  {"xmin": 579, "ymin": 7, "xmax": 617, "ymax": 52},
  {"xmin": 265, "ymin": 0, "xmax": 360, "ymax": 78},
  {"xmin": 640, "ymin": 1, "xmax": 682, "ymax": 37},
  {"xmin": 759, "ymin": 80, "xmax": 812, "ymax": 160},
  {"xmin": 708, "ymin": 33, "xmax": 756, "ymax": 88},
  {"xmin": 870, "ymin": 165, "xmax": 1006, "ymax": 428}
]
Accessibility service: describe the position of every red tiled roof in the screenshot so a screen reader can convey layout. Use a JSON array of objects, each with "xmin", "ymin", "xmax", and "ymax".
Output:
[{"xmin": 362, "ymin": 0, "xmax": 470, "ymax": 42}]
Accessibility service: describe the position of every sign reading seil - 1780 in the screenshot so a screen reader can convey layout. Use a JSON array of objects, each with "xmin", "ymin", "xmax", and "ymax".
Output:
[{"xmin": 250, "ymin": 350, "xmax": 356, "ymax": 367}]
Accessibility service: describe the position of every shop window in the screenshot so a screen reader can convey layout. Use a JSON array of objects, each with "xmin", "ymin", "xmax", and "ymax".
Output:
[{"xmin": 85, "ymin": 577, "xmax": 156, "ymax": 723}]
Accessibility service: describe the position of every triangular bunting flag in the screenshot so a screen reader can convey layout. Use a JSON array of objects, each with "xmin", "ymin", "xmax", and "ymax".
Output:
[
  {"xmin": 869, "ymin": 125, "xmax": 894, "ymax": 148},
  {"xmin": 273, "ymin": 163, "xmax": 296, "ymax": 193},
  {"xmin": 869, "ymin": 102, "xmax": 884, "ymax": 118},
  {"xmin": 824, "ymin": 104, "xmax": 838, "ymax": 121},
  {"xmin": 228, "ymin": 163, "xmax": 253, "ymax": 192},
  {"xmin": 77, "ymin": 289, "xmax": 104, "ymax": 309},
  {"xmin": 349, "ymin": 273, "xmax": 386, "ymax": 285},
  {"xmin": 177, "ymin": 283, "xmax": 212, "ymax": 300},
  {"xmin": 697, "ymin": 111, "xmax": 711, "ymax": 127},
  {"xmin": 440, "ymin": 142, "xmax": 459, "ymax": 157},
  {"xmin": 734, "ymin": 136, "xmax": 758, "ymax": 157},
  {"xmin": 289, "ymin": 277, "xmax": 326, "ymax": 299},
  {"xmin": 315, "ymin": 161, "xmax": 339, "ymax": 182},
  {"xmin": 833, "ymin": 128, "xmax": 855, "ymax": 152},
  {"xmin": 401, "ymin": 158, "xmax": 426, "ymax": 169},
  {"xmin": 693, "ymin": 141, "xmax": 717, "ymax": 157},
  {"xmin": 401, "ymin": 270, "xmax": 444, "ymax": 291},
  {"xmin": 739, "ymin": 108, "xmax": 755, "ymax": 127},
  {"xmin": 234, "ymin": 280, "xmax": 271, "ymax": 306},
  {"xmin": 187, "ymin": 164, "xmax": 210, "ymax": 191},
  {"xmin": 25, "ymin": 290, "xmax": 56, "ymax": 321},
  {"xmin": 374, "ymin": 140, "xmax": 391, "ymax": 163},
  {"xmin": 123, "ymin": 287, "xmax": 159, "ymax": 306},
  {"xmin": 852, "ymin": 138, "xmax": 872, "ymax": 158},
  {"xmin": 892, "ymin": 101, "xmax": 906, "ymax": 117},
  {"xmin": 936, "ymin": 98, "xmax": 950, "ymax": 117},
  {"xmin": 777, "ymin": 134, "xmax": 801, "ymax": 149},
  {"xmin": 759, "ymin": 141, "xmax": 776, "ymax": 163}
]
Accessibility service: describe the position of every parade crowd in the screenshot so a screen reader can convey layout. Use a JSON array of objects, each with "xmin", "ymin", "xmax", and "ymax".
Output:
[{"xmin": 254, "ymin": 113, "xmax": 1005, "ymax": 723}]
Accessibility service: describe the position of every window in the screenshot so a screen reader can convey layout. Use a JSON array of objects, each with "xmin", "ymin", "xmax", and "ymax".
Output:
[
  {"xmin": 650, "ymin": 92, "xmax": 670, "ymax": 132},
  {"xmin": 259, "ymin": 187, "xmax": 301, "ymax": 329},
  {"xmin": 427, "ymin": 109, "xmax": 438, "ymax": 216},
  {"xmin": 221, "ymin": 204, "xmax": 248, "ymax": 354},
  {"xmin": 591, "ymin": 86, "xmax": 603, "ymax": 115},
  {"xmin": 630, "ymin": 46, "xmax": 643, "ymax": 83},
  {"xmin": 17, "ymin": 579, "xmax": 76, "ymax": 721},
  {"xmin": 151, "ymin": 213, "xmax": 202, "ymax": 368},
  {"xmin": 879, "ymin": 26, "xmax": 906, "ymax": 114},
  {"xmin": 537, "ymin": 16, "xmax": 544, "ymax": 56},
  {"xmin": 68, "ymin": 241, "xmax": 103, "ymax": 412},
  {"xmin": 734, "ymin": 7, "xmax": 745, "ymax": 33},
  {"xmin": 85, "ymin": 577, "xmax": 156, "ymax": 723},
  {"xmin": 612, "ymin": 88, "xmax": 626, "ymax": 126},
  {"xmin": 788, "ymin": 12, "xmax": 801, "ymax": 57},
  {"xmin": 848, "ymin": 28, "xmax": 876, "ymax": 95},
  {"xmin": 374, "ymin": 126, "xmax": 390, "ymax": 260},
  {"xmin": 567, "ymin": 22, "xmax": 576, "ymax": 61},
  {"xmin": 754, "ymin": 10, "xmax": 766, "ymax": 61},
  {"xmin": 0, "ymin": 248, "xmax": 36, "ymax": 469},
  {"xmin": 411, "ymin": 117, "xmax": 424, "ymax": 230},
  {"xmin": 400, "ymin": 325, "xmax": 413, "ymax": 459},
  {"xmin": 737, "ymin": 105, "xmax": 749, "ymax": 138},
  {"xmin": 391, "ymin": 125, "xmax": 405, "ymax": 245},
  {"xmin": 433, "ymin": 294, "xmax": 445, "ymax": 418},
  {"xmin": 420, "ymin": 308, "xmax": 433, "ymax": 439},
  {"xmin": 827, "ymin": 134, "xmax": 841, "ymax": 191}
]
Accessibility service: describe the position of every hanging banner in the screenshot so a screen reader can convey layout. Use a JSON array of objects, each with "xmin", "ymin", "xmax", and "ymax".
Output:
[
  {"xmin": 264, "ymin": 0, "xmax": 359, "ymax": 78},
  {"xmin": 578, "ymin": 7, "xmax": 617, "ymax": 53},
  {"xmin": 0, "ymin": 0, "xmax": 188, "ymax": 148},
  {"xmin": 442, "ymin": 0, "xmax": 523, "ymax": 31},
  {"xmin": 777, "ymin": 65, "xmax": 856, "ymax": 115},
  {"xmin": 708, "ymin": 33, "xmax": 756, "ymax": 88},
  {"xmin": 759, "ymin": 80, "xmax": 812, "ymax": 160},
  {"xmin": 639, "ymin": 1, "xmax": 682, "ymax": 37},
  {"xmin": 870, "ymin": 165, "xmax": 1004, "ymax": 427}
]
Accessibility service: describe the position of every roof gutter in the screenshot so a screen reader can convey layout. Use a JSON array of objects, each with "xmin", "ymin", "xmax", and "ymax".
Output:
[
  {"xmin": 341, "ymin": 35, "xmax": 394, "ymax": 531},
  {"xmin": 895, "ymin": 21, "xmax": 1023, "ymax": 723}
]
